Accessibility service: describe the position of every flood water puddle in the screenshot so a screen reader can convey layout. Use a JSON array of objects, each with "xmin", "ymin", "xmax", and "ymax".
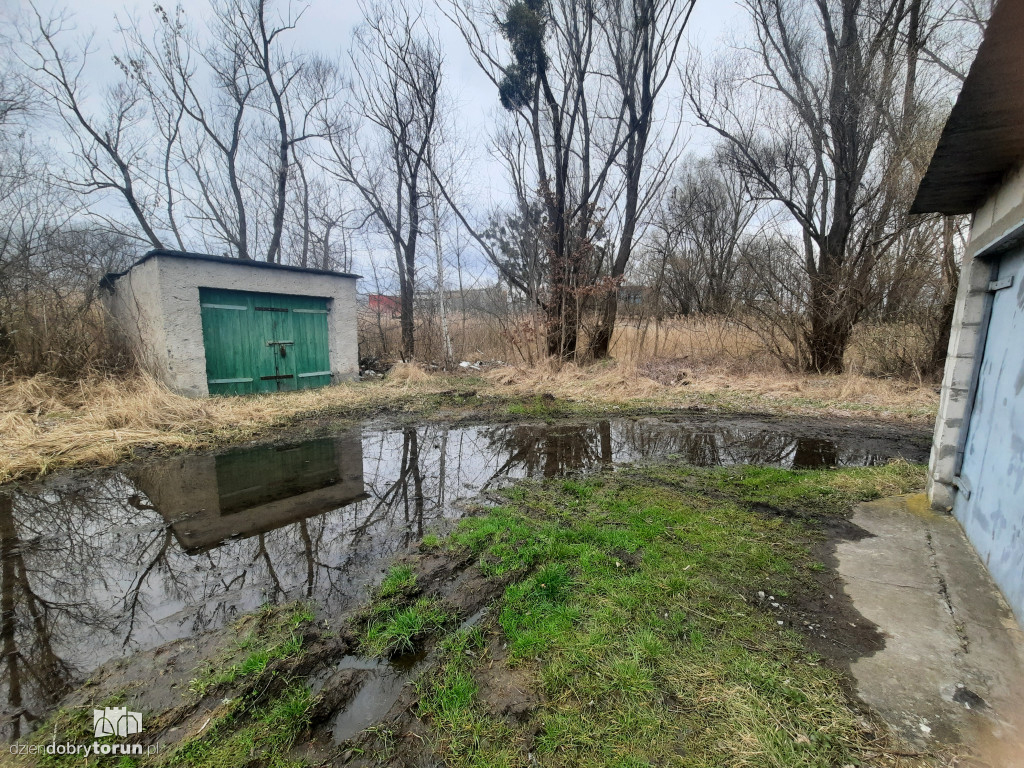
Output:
[
  {"xmin": 330, "ymin": 607, "xmax": 488, "ymax": 743},
  {"xmin": 0, "ymin": 415, "xmax": 928, "ymax": 731}
]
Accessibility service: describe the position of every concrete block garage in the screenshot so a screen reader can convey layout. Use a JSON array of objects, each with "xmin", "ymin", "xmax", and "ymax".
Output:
[
  {"xmin": 101, "ymin": 249, "xmax": 360, "ymax": 396},
  {"xmin": 913, "ymin": 0, "xmax": 1024, "ymax": 625}
]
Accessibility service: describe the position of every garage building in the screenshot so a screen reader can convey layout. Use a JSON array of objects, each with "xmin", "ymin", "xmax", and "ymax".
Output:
[
  {"xmin": 102, "ymin": 249, "xmax": 360, "ymax": 396},
  {"xmin": 913, "ymin": 0, "xmax": 1024, "ymax": 623}
]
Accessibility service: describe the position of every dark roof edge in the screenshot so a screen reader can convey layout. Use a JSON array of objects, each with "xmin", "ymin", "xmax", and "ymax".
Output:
[
  {"xmin": 101, "ymin": 249, "xmax": 362, "ymax": 288},
  {"xmin": 911, "ymin": 0, "xmax": 1024, "ymax": 214}
]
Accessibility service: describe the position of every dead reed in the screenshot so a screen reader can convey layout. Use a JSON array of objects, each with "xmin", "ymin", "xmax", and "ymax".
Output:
[{"xmin": 0, "ymin": 372, "xmax": 451, "ymax": 483}]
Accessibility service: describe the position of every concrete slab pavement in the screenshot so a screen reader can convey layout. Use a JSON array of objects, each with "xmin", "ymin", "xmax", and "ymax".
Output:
[{"xmin": 836, "ymin": 494, "xmax": 1024, "ymax": 767}]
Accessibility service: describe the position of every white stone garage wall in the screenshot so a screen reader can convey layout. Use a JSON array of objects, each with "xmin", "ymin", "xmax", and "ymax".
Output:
[
  {"xmin": 928, "ymin": 162, "xmax": 1024, "ymax": 510},
  {"xmin": 103, "ymin": 253, "xmax": 359, "ymax": 397},
  {"xmin": 103, "ymin": 257, "xmax": 169, "ymax": 377}
]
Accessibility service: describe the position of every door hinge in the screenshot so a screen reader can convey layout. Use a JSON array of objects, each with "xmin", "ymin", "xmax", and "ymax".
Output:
[
  {"xmin": 952, "ymin": 475, "xmax": 972, "ymax": 501},
  {"xmin": 988, "ymin": 275, "xmax": 1014, "ymax": 292}
]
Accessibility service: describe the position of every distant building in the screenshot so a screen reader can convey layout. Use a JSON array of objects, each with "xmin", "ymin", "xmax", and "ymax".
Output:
[
  {"xmin": 912, "ymin": 0, "xmax": 1024, "ymax": 625},
  {"xmin": 617, "ymin": 284, "xmax": 650, "ymax": 316},
  {"xmin": 101, "ymin": 249, "xmax": 360, "ymax": 396},
  {"xmin": 367, "ymin": 294, "xmax": 402, "ymax": 316}
]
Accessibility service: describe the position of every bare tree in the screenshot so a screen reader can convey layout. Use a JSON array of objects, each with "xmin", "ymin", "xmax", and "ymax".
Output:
[
  {"xmin": 21, "ymin": 5, "xmax": 166, "ymax": 248},
  {"xmin": 689, "ymin": 0, "xmax": 922, "ymax": 373},
  {"xmin": 323, "ymin": 3, "xmax": 443, "ymax": 361},
  {"xmin": 116, "ymin": 0, "xmax": 330, "ymax": 261},
  {"xmin": 912, "ymin": 0, "xmax": 992, "ymax": 83},
  {"xmin": 444, "ymin": 0, "xmax": 693, "ymax": 361},
  {"xmin": 587, "ymin": 0, "xmax": 696, "ymax": 358},
  {"xmin": 654, "ymin": 153, "xmax": 760, "ymax": 316}
]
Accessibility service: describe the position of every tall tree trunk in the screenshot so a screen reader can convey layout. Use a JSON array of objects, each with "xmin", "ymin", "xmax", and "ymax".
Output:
[
  {"xmin": 929, "ymin": 216, "xmax": 959, "ymax": 377},
  {"xmin": 806, "ymin": 266, "xmax": 853, "ymax": 374},
  {"xmin": 428, "ymin": 174, "xmax": 454, "ymax": 368},
  {"xmin": 400, "ymin": 187, "xmax": 419, "ymax": 361},
  {"xmin": 259, "ymin": 0, "xmax": 290, "ymax": 265},
  {"xmin": 546, "ymin": 267, "xmax": 578, "ymax": 360},
  {"xmin": 296, "ymin": 156, "xmax": 310, "ymax": 268}
]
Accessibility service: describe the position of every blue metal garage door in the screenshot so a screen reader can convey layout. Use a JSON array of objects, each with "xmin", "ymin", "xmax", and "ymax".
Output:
[{"xmin": 954, "ymin": 247, "xmax": 1024, "ymax": 621}]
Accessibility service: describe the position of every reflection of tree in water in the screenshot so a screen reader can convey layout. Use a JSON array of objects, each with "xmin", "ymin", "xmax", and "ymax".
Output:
[
  {"xmin": 613, "ymin": 421, "xmax": 849, "ymax": 468},
  {"xmin": 0, "ymin": 418, "xmax": 900, "ymax": 739},
  {"xmin": 482, "ymin": 420, "xmax": 860, "ymax": 472},
  {"xmin": 1, "ymin": 492, "xmax": 78, "ymax": 739},
  {"xmin": 792, "ymin": 439, "xmax": 839, "ymax": 469},
  {"xmin": 479, "ymin": 421, "xmax": 614, "ymax": 481},
  {"xmin": 0, "ymin": 426, "xmax": 482, "ymax": 737},
  {"xmin": 480, "ymin": 420, "xmax": 805, "ymax": 473}
]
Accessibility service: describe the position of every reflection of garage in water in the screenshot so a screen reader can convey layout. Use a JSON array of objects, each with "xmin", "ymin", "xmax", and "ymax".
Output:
[{"xmin": 131, "ymin": 433, "xmax": 367, "ymax": 554}]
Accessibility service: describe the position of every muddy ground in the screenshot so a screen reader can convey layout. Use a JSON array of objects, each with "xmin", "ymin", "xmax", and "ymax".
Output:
[
  {"xmin": 1, "ymin": 410, "xmax": 938, "ymax": 767},
  {"xmin": 7, "ymin": 476, "xmax": 918, "ymax": 767}
]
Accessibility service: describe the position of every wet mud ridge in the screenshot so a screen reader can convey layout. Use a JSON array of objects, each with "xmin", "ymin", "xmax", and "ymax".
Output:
[{"xmin": 30, "ymin": 546, "xmax": 512, "ymax": 766}]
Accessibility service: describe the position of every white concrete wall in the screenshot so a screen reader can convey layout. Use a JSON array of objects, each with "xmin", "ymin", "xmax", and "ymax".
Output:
[
  {"xmin": 104, "ymin": 254, "xmax": 358, "ymax": 396},
  {"xmin": 103, "ymin": 258, "xmax": 171, "ymax": 378},
  {"xmin": 928, "ymin": 162, "xmax": 1024, "ymax": 509}
]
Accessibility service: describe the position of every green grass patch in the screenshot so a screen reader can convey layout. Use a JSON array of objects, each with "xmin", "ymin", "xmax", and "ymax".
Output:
[
  {"xmin": 20, "ymin": 656, "xmax": 314, "ymax": 768},
  {"xmin": 688, "ymin": 461, "xmax": 925, "ymax": 515},
  {"xmin": 354, "ymin": 564, "xmax": 453, "ymax": 657},
  {"xmin": 416, "ymin": 627, "xmax": 523, "ymax": 765},
  {"xmin": 163, "ymin": 684, "xmax": 314, "ymax": 768},
  {"xmin": 187, "ymin": 602, "xmax": 314, "ymax": 698},
  {"xmin": 419, "ymin": 533, "xmax": 443, "ymax": 550},
  {"xmin": 415, "ymin": 463, "xmax": 926, "ymax": 767},
  {"xmin": 376, "ymin": 564, "xmax": 417, "ymax": 600},
  {"xmin": 362, "ymin": 598, "xmax": 452, "ymax": 657},
  {"xmin": 506, "ymin": 395, "xmax": 564, "ymax": 418}
]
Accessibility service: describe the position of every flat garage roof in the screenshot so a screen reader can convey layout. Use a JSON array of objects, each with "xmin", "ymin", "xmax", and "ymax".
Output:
[
  {"xmin": 911, "ymin": 0, "xmax": 1024, "ymax": 215},
  {"xmin": 102, "ymin": 249, "xmax": 362, "ymax": 288}
]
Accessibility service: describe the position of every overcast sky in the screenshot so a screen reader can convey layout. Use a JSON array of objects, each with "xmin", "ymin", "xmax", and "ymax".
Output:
[
  {"xmin": 1, "ymin": 0, "xmax": 746, "ymax": 283},
  {"xmin": 4, "ymin": 0, "xmax": 742, "ymax": 154}
]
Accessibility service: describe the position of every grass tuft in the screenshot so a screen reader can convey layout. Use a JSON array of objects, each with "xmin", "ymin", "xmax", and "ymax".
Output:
[
  {"xmin": 187, "ymin": 603, "xmax": 313, "ymax": 698},
  {"xmin": 362, "ymin": 598, "xmax": 451, "ymax": 657}
]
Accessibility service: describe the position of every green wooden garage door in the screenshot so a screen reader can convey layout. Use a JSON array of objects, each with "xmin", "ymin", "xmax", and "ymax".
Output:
[{"xmin": 199, "ymin": 288, "xmax": 332, "ymax": 395}]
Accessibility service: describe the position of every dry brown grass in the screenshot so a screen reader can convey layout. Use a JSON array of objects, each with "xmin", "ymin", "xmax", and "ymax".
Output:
[
  {"xmin": 482, "ymin": 358, "xmax": 938, "ymax": 421},
  {"xmin": 0, "ymin": 360, "xmax": 938, "ymax": 485},
  {"xmin": 362, "ymin": 312, "xmax": 940, "ymax": 382},
  {"xmin": 0, "ymin": 372, "xmax": 455, "ymax": 484},
  {"xmin": 385, "ymin": 361, "xmax": 433, "ymax": 384},
  {"xmin": 608, "ymin": 317, "xmax": 769, "ymax": 365}
]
